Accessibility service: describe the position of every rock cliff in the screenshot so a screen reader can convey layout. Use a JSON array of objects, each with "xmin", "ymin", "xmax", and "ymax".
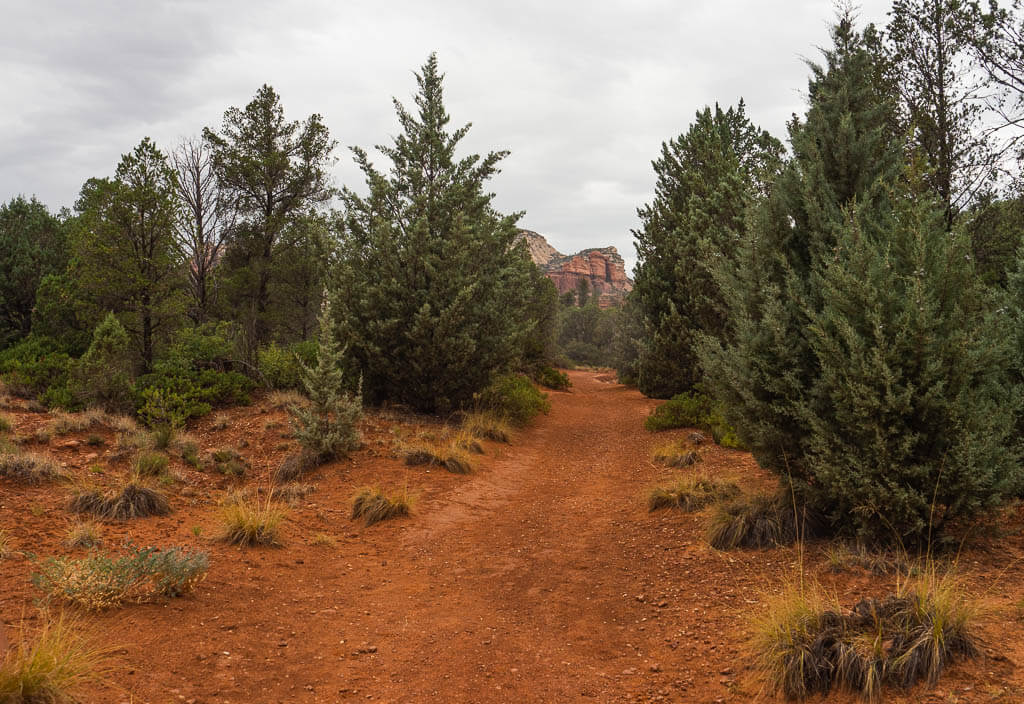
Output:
[{"xmin": 518, "ymin": 230, "xmax": 632, "ymax": 308}]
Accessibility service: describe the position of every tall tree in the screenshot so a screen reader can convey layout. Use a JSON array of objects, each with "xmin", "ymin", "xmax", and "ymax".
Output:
[
  {"xmin": 0, "ymin": 196, "xmax": 66, "ymax": 347},
  {"xmin": 334, "ymin": 53, "xmax": 535, "ymax": 413},
  {"xmin": 967, "ymin": 0, "xmax": 1024, "ymax": 157},
  {"xmin": 887, "ymin": 0, "xmax": 994, "ymax": 226},
  {"xmin": 71, "ymin": 137, "xmax": 186, "ymax": 370},
  {"xmin": 700, "ymin": 12, "xmax": 904, "ymax": 483},
  {"xmin": 171, "ymin": 136, "xmax": 234, "ymax": 323},
  {"xmin": 631, "ymin": 101, "xmax": 782, "ymax": 398},
  {"xmin": 203, "ymin": 85, "xmax": 336, "ymax": 350}
]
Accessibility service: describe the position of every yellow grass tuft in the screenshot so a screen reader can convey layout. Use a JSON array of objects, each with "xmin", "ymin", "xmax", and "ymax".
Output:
[{"xmin": 220, "ymin": 496, "xmax": 287, "ymax": 547}]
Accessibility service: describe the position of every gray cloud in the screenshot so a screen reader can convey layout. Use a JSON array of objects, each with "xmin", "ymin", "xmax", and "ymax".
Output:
[{"xmin": 2, "ymin": 0, "xmax": 892, "ymax": 272}]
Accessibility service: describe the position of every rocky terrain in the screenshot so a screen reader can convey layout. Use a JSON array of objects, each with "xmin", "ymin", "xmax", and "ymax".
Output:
[{"xmin": 519, "ymin": 230, "xmax": 633, "ymax": 307}]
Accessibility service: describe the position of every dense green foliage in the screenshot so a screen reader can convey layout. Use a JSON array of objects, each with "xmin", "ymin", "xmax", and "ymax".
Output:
[
  {"xmin": 71, "ymin": 314, "xmax": 134, "ymax": 414},
  {"xmin": 631, "ymin": 103, "xmax": 782, "ymax": 398},
  {"xmin": 477, "ymin": 374, "xmax": 551, "ymax": 427},
  {"xmin": 0, "ymin": 197, "xmax": 66, "ymax": 348},
  {"xmin": 698, "ymin": 16, "xmax": 1021, "ymax": 542},
  {"xmin": 334, "ymin": 54, "xmax": 536, "ymax": 413}
]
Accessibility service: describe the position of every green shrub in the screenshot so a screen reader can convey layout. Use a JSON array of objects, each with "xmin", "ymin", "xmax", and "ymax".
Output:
[
  {"xmin": 258, "ymin": 340, "xmax": 317, "ymax": 390},
  {"xmin": 70, "ymin": 314, "xmax": 134, "ymax": 414},
  {"xmin": 289, "ymin": 302, "xmax": 362, "ymax": 463},
  {"xmin": 478, "ymin": 374, "xmax": 550, "ymax": 427},
  {"xmin": 31, "ymin": 543, "xmax": 209, "ymax": 609},
  {"xmin": 644, "ymin": 391, "xmax": 713, "ymax": 431},
  {"xmin": 534, "ymin": 365, "xmax": 571, "ymax": 391},
  {"xmin": 0, "ymin": 335, "xmax": 74, "ymax": 406}
]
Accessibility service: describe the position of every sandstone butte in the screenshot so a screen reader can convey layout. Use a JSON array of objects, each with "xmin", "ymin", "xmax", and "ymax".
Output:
[{"xmin": 517, "ymin": 229, "xmax": 633, "ymax": 308}]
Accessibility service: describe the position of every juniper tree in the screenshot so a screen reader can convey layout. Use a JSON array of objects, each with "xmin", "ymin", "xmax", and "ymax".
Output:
[
  {"xmin": 71, "ymin": 312, "xmax": 135, "ymax": 413},
  {"xmin": 631, "ymin": 102, "xmax": 782, "ymax": 398},
  {"xmin": 701, "ymin": 13, "xmax": 1020, "ymax": 542},
  {"xmin": 334, "ymin": 53, "xmax": 534, "ymax": 413},
  {"xmin": 289, "ymin": 300, "xmax": 361, "ymax": 463}
]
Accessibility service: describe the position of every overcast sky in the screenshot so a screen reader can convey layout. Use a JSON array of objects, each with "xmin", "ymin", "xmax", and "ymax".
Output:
[{"xmin": 2, "ymin": 0, "xmax": 893, "ymax": 274}]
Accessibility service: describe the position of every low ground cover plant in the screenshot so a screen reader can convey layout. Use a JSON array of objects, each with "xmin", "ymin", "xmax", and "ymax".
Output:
[
  {"xmin": 478, "ymin": 374, "xmax": 550, "ymax": 427},
  {"xmin": 351, "ymin": 487, "xmax": 413, "ymax": 526},
  {"xmin": 403, "ymin": 435, "xmax": 474, "ymax": 474},
  {"xmin": 652, "ymin": 438, "xmax": 701, "ymax": 467},
  {"xmin": 709, "ymin": 491, "xmax": 817, "ymax": 550},
  {"xmin": 31, "ymin": 543, "xmax": 209, "ymax": 609},
  {"xmin": 644, "ymin": 391, "xmax": 744, "ymax": 448},
  {"xmin": 533, "ymin": 365, "xmax": 571, "ymax": 391},
  {"xmin": 461, "ymin": 411, "xmax": 511, "ymax": 443}
]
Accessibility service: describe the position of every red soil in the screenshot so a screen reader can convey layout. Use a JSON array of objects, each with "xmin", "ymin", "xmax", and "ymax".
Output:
[{"xmin": 2, "ymin": 370, "xmax": 1024, "ymax": 703}]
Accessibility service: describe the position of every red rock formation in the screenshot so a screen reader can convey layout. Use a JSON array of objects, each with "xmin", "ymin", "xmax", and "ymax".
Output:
[{"xmin": 517, "ymin": 230, "xmax": 632, "ymax": 308}]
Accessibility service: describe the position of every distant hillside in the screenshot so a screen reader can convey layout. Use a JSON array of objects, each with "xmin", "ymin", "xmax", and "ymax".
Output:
[{"xmin": 517, "ymin": 230, "xmax": 632, "ymax": 308}]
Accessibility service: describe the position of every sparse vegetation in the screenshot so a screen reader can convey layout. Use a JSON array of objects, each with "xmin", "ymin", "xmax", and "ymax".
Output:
[
  {"xmin": 708, "ymin": 491, "xmax": 813, "ymax": 550},
  {"xmin": 648, "ymin": 476, "xmax": 740, "ymax": 513},
  {"xmin": 403, "ymin": 436, "xmax": 474, "ymax": 474},
  {"xmin": 0, "ymin": 414, "xmax": 11, "ymax": 433},
  {"xmin": 651, "ymin": 439, "xmax": 701, "ymax": 467},
  {"xmin": 0, "ymin": 611, "xmax": 113, "ymax": 703},
  {"xmin": 207, "ymin": 447, "xmax": 248, "ymax": 477},
  {"xmin": 32, "ymin": 544, "xmax": 209, "ymax": 609},
  {"xmin": 134, "ymin": 451, "xmax": 169, "ymax": 477},
  {"xmin": 69, "ymin": 480, "xmax": 171, "ymax": 520},
  {"xmin": 0, "ymin": 529, "xmax": 10, "ymax": 559},
  {"xmin": 752, "ymin": 570, "xmax": 977, "ymax": 700},
  {"xmin": 0, "ymin": 451, "xmax": 63, "ymax": 484},
  {"xmin": 461, "ymin": 411, "xmax": 511, "ymax": 443},
  {"xmin": 271, "ymin": 450, "xmax": 316, "ymax": 484},
  {"xmin": 65, "ymin": 522, "xmax": 103, "ymax": 549},
  {"xmin": 220, "ymin": 496, "xmax": 286, "ymax": 546},
  {"xmin": 351, "ymin": 487, "xmax": 413, "ymax": 526}
]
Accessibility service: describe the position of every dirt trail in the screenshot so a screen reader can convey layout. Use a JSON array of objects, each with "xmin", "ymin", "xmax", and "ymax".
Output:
[{"xmin": 6, "ymin": 370, "xmax": 1019, "ymax": 703}]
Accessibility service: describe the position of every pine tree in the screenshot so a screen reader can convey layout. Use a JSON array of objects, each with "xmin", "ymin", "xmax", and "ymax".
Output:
[
  {"xmin": 289, "ymin": 300, "xmax": 362, "ymax": 463},
  {"xmin": 632, "ymin": 102, "xmax": 782, "ymax": 398},
  {"xmin": 334, "ymin": 53, "xmax": 534, "ymax": 413}
]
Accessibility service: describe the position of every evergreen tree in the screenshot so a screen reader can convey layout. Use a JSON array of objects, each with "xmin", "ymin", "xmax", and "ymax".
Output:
[
  {"xmin": 334, "ymin": 53, "xmax": 535, "ymax": 413},
  {"xmin": 802, "ymin": 180, "xmax": 1019, "ymax": 541},
  {"xmin": 0, "ymin": 196, "xmax": 66, "ymax": 348},
  {"xmin": 203, "ymin": 85, "xmax": 336, "ymax": 352},
  {"xmin": 71, "ymin": 312, "xmax": 135, "ymax": 413},
  {"xmin": 289, "ymin": 300, "xmax": 362, "ymax": 463},
  {"xmin": 632, "ymin": 102, "xmax": 782, "ymax": 398},
  {"xmin": 701, "ymin": 13, "xmax": 903, "ymax": 487},
  {"xmin": 71, "ymin": 138, "xmax": 186, "ymax": 370}
]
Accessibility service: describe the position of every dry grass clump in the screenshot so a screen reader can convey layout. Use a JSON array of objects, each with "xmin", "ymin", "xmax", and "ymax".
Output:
[
  {"xmin": 351, "ymin": 487, "xmax": 413, "ymax": 526},
  {"xmin": 133, "ymin": 451, "xmax": 169, "ymax": 477},
  {"xmin": 823, "ymin": 542, "xmax": 916, "ymax": 576},
  {"xmin": 207, "ymin": 447, "xmax": 248, "ymax": 477},
  {"xmin": 0, "ymin": 451, "xmax": 64, "ymax": 484},
  {"xmin": 753, "ymin": 570, "xmax": 977, "ymax": 701},
  {"xmin": 403, "ymin": 436, "xmax": 474, "ymax": 474},
  {"xmin": 648, "ymin": 476, "xmax": 740, "ymax": 513},
  {"xmin": 461, "ymin": 411, "xmax": 511, "ymax": 443},
  {"xmin": 65, "ymin": 522, "xmax": 103, "ymax": 549},
  {"xmin": 267, "ymin": 390, "xmax": 305, "ymax": 410},
  {"xmin": 309, "ymin": 532, "xmax": 336, "ymax": 547},
  {"xmin": 271, "ymin": 450, "xmax": 317, "ymax": 483},
  {"xmin": 0, "ymin": 611, "xmax": 113, "ymax": 703},
  {"xmin": 48, "ymin": 409, "xmax": 116, "ymax": 436},
  {"xmin": 0, "ymin": 413, "xmax": 11, "ymax": 433},
  {"xmin": 0, "ymin": 529, "xmax": 10, "ymax": 560},
  {"xmin": 69, "ymin": 480, "xmax": 170, "ymax": 520},
  {"xmin": 652, "ymin": 438, "xmax": 702, "ymax": 467},
  {"xmin": 220, "ymin": 497, "xmax": 287, "ymax": 546},
  {"xmin": 209, "ymin": 413, "xmax": 230, "ymax": 431},
  {"xmin": 708, "ymin": 491, "xmax": 813, "ymax": 550}
]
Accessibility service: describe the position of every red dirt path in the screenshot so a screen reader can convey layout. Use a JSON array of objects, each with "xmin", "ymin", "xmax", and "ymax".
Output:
[{"xmin": 3, "ymin": 370, "xmax": 1024, "ymax": 703}]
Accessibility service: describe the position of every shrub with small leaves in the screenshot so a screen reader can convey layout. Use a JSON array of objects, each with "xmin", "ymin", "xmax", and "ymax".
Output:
[
  {"xmin": 478, "ymin": 374, "xmax": 550, "ymax": 427},
  {"xmin": 534, "ymin": 365, "xmax": 571, "ymax": 391},
  {"xmin": 289, "ymin": 301, "xmax": 362, "ymax": 464},
  {"xmin": 31, "ymin": 543, "xmax": 209, "ymax": 609}
]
